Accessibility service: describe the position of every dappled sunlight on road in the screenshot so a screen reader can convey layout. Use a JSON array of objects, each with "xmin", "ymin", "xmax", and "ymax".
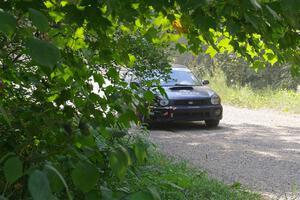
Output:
[{"xmin": 250, "ymin": 150, "xmax": 282, "ymax": 159}]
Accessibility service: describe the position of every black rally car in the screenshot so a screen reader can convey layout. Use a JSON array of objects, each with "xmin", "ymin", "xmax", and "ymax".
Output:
[{"xmin": 149, "ymin": 64, "xmax": 222, "ymax": 127}]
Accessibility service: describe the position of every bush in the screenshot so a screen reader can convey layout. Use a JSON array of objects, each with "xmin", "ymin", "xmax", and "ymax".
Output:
[
  {"xmin": 204, "ymin": 70, "xmax": 300, "ymax": 113},
  {"xmin": 127, "ymin": 150, "xmax": 261, "ymax": 200},
  {"xmin": 176, "ymin": 53, "xmax": 299, "ymax": 91}
]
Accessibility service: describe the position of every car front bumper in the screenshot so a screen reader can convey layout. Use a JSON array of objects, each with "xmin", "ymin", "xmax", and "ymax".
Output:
[{"xmin": 149, "ymin": 105, "xmax": 223, "ymax": 122}]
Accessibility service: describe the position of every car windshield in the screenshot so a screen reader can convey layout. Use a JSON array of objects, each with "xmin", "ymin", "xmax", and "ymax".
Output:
[{"xmin": 161, "ymin": 69, "xmax": 201, "ymax": 86}]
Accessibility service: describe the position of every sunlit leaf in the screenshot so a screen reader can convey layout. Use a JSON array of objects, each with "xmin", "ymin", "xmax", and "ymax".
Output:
[
  {"xmin": 205, "ymin": 46, "xmax": 217, "ymax": 58},
  {"xmin": 67, "ymin": 27, "xmax": 88, "ymax": 50},
  {"xmin": 128, "ymin": 53, "xmax": 136, "ymax": 66},
  {"xmin": 47, "ymin": 94, "xmax": 59, "ymax": 102},
  {"xmin": 44, "ymin": 1, "xmax": 54, "ymax": 8},
  {"xmin": 49, "ymin": 11, "xmax": 65, "ymax": 23}
]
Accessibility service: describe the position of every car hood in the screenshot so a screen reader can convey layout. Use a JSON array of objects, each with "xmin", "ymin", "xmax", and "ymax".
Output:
[{"xmin": 162, "ymin": 85, "xmax": 216, "ymax": 100}]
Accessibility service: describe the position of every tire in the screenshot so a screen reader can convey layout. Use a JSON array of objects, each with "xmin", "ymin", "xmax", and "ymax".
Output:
[{"xmin": 205, "ymin": 120, "xmax": 220, "ymax": 127}]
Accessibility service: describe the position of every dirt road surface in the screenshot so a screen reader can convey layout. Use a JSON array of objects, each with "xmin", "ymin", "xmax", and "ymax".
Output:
[{"xmin": 149, "ymin": 105, "xmax": 300, "ymax": 199}]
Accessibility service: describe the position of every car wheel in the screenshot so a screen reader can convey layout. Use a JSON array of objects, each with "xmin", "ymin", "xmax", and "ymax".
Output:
[{"xmin": 205, "ymin": 120, "xmax": 219, "ymax": 127}]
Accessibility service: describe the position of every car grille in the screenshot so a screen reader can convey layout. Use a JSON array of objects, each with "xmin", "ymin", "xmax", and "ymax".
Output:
[
  {"xmin": 175, "ymin": 111, "xmax": 210, "ymax": 118},
  {"xmin": 173, "ymin": 99, "xmax": 211, "ymax": 106}
]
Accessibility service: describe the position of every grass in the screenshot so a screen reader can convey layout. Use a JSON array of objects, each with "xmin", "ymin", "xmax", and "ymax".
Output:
[
  {"xmin": 128, "ymin": 150, "xmax": 261, "ymax": 200},
  {"xmin": 206, "ymin": 71, "xmax": 300, "ymax": 114}
]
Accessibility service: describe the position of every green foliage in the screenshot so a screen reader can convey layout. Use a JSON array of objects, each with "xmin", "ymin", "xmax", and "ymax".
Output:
[
  {"xmin": 26, "ymin": 38, "xmax": 61, "ymax": 68},
  {"xmin": 28, "ymin": 170, "xmax": 54, "ymax": 200},
  {"xmin": 29, "ymin": 8, "xmax": 50, "ymax": 32},
  {"xmin": 187, "ymin": 52, "xmax": 299, "ymax": 90},
  {"xmin": 133, "ymin": 139, "xmax": 148, "ymax": 164},
  {"xmin": 127, "ymin": 151, "xmax": 261, "ymax": 200},
  {"xmin": 181, "ymin": 50, "xmax": 300, "ymax": 113},
  {"xmin": 205, "ymin": 70, "xmax": 300, "ymax": 114},
  {"xmin": 3, "ymin": 156, "xmax": 22, "ymax": 184},
  {"xmin": 127, "ymin": 187, "xmax": 161, "ymax": 200},
  {"xmin": 71, "ymin": 162, "xmax": 99, "ymax": 193},
  {"xmin": 0, "ymin": 0, "xmax": 300, "ymax": 199},
  {"xmin": 0, "ymin": 11, "xmax": 16, "ymax": 37}
]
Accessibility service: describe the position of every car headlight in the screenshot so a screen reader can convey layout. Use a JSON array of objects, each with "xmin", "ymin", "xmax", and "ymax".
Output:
[
  {"xmin": 211, "ymin": 95, "xmax": 220, "ymax": 105},
  {"xmin": 159, "ymin": 98, "xmax": 169, "ymax": 106}
]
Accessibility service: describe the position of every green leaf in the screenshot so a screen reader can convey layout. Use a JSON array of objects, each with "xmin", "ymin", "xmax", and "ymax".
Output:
[
  {"xmin": 175, "ymin": 43, "xmax": 187, "ymax": 54},
  {"xmin": 44, "ymin": 164, "xmax": 73, "ymax": 200},
  {"xmin": 118, "ymin": 110, "xmax": 138, "ymax": 127},
  {"xmin": 85, "ymin": 191, "xmax": 101, "ymax": 200},
  {"xmin": 100, "ymin": 187, "xmax": 115, "ymax": 200},
  {"xmin": 266, "ymin": 5, "xmax": 281, "ymax": 21},
  {"xmin": 94, "ymin": 74, "xmax": 105, "ymax": 86},
  {"xmin": 4, "ymin": 157, "xmax": 23, "ymax": 184},
  {"xmin": 0, "ymin": 195, "xmax": 7, "ymax": 200},
  {"xmin": 28, "ymin": 170, "xmax": 53, "ymax": 200},
  {"xmin": 71, "ymin": 162, "xmax": 99, "ymax": 193},
  {"xmin": 250, "ymin": 0, "xmax": 261, "ymax": 10},
  {"xmin": 147, "ymin": 187, "xmax": 161, "ymax": 200},
  {"xmin": 0, "ymin": 104, "xmax": 11, "ymax": 127},
  {"xmin": 107, "ymin": 68, "xmax": 119, "ymax": 81},
  {"xmin": 205, "ymin": 46, "xmax": 217, "ymax": 58},
  {"xmin": 128, "ymin": 53, "xmax": 136, "ymax": 66},
  {"xmin": 26, "ymin": 38, "xmax": 60, "ymax": 69},
  {"xmin": 29, "ymin": 8, "xmax": 49, "ymax": 32},
  {"xmin": 252, "ymin": 60, "xmax": 265, "ymax": 71},
  {"xmin": 67, "ymin": 27, "xmax": 87, "ymax": 50},
  {"xmin": 144, "ymin": 91, "xmax": 155, "ymax": 102},
  {"xmin": 0, "ymin": 152, "xmax": 15, "ymax": 164},
  {"xmin": 44, "ymin": 168, "xmax": 64, "ymax": 193},
  {"xmin": 128, "ymin": 191, "xmax": 153, "ymax": 200},
  {"xmin": 291, "ymin": 65, "xmax": 300, "ymax": 77},
  {"xmin": 110, "ymin": 128, "xmax": 127, "ymax": 138},
  {"xmin": 109, "ymin": 146, "xmax": 131, "ymax": 179},
  {"xmin": 47, "ymin": 94, "xmax": 59, "ymax": 102},
  {"xmin": 127, "ymin": 187, "xmax": 160, "ymax": 200},
  {"xmin": 49, "ymin": 11, "xmax": 65, "ymax": 23},
  {"xmin": 0, "ymin": 11, "xmax": 16, "ymax": 37},
  {"xmin": 76, "ymin": 134, "xmax": 96, "ymax": 147},
  {"xmin": 133, "ymin": 140, "xmax": 147, "ymax": 164}
]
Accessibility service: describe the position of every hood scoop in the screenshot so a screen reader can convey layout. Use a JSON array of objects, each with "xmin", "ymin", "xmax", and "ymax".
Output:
[{"xmin": 169, "ymin": 86, "xmax": 194, "ymax": 90}]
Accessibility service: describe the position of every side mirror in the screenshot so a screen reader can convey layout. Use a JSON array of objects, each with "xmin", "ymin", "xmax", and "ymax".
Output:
[{"xmin": 202, "ymin": 80, "xmax": 209, "ymax": 85}]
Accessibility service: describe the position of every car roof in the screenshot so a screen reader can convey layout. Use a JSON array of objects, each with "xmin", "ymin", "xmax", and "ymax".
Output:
[{"xmin": 171, "ymin": 64, "xmax": 191, "ymax": 72}]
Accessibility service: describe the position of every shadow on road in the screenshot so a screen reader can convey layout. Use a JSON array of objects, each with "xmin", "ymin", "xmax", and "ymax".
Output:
[
  {"xmin": 149, "ymin": 121, "xmax": 300, "ymax": 198},
  {"xmin": 149, "ymin": 121, "xmax": 227, "ymax": 132}
]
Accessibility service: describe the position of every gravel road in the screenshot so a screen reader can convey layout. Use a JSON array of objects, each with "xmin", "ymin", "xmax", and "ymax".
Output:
[{"xmin": 149, "ymin": 105, "xmax": 300, "ymax": 199}]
